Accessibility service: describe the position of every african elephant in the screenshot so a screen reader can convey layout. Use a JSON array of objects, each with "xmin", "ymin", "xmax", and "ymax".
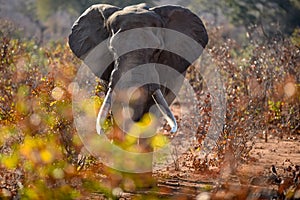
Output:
[{"xmin": 69, "ymin": 3, "xmax": 208, "ymax": 136}]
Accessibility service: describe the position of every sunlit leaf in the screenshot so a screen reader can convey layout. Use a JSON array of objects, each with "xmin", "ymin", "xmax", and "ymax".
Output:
[
  {"xmin": 1, "ymin": 152, "xmax": 19, "ymax": 169},
  {"xmin": 40, "ymin": 149, "xmax": 53, "ymax": 164},
  {"xmin": 151, "ymin": 133, "xmax": 169, "ymax": 149}
]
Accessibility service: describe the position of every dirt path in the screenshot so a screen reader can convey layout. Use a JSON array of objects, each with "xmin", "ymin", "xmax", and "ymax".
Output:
[
  {"xmin": 237, "ymin": 136, "xmax": 300, "ymax": 185},
  {"xmin": 113, "ymin": 135, "xmax": 300, "ymax": 199}
]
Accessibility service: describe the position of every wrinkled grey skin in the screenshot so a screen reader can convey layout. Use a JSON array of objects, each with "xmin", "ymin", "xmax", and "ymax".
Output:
[{"xmin": 69, "ymin": 3, "xmax": 208, "ymax": 134}]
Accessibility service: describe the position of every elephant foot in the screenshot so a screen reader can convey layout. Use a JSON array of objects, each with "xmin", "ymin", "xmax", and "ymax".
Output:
[
  {"xmin": 122, "ymin": 172, "xmax": 157, "ymax": 192},
  {"xmin": 104, "ymin": 166, "xmax": 157, "ymax": 193}
]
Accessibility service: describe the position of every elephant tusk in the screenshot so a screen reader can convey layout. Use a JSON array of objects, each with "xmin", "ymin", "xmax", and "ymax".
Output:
[
  {"xmin": 96, "ymin": 88, "xmax": 112, "ymax": 134},
  {"xmin": 152, "ymin": 89, "xmax": 177, "ymax": 133}
]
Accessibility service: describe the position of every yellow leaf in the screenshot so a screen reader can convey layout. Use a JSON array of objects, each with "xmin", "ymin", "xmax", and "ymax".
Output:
[
  {"xmin": 151, "ymin": 134, "xmax": 169, "ymax": 149},
  {"xmin": 1, "ymin": 153, "xmax": 19, "ymax": 169},
  {"xmin": 40, "ymin": 149, "xmax": 53, "ymax": 164}
]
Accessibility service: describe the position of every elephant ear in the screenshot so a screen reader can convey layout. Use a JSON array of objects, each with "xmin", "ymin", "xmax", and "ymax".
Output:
[
  {"xmin": 151, "ymin": 5, "xmax": 208, "ymax": 73},
  {"xmin": 68, "ymin": 4, "xmax": 120, "ymax": 81},
  {"xmin": 151, "ymin": 5, "xmax": 208, "ymax": 49},
  {"xmin": 69, "ymin": 4, "xmax": 120, "ymax": 58}
]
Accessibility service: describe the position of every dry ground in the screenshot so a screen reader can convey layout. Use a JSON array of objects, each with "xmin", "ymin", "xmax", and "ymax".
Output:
[{"xmin": 85, "ymin": 135, "xmax": 300, "ymax": 199}]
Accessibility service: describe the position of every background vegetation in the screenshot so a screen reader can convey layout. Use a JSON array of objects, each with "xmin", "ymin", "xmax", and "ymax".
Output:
[{"xmin": 0, "ymin": 0, "xmax": 299, "ymax": 199}]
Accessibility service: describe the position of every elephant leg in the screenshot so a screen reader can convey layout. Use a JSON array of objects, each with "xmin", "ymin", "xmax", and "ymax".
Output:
[
  {"xmin": 109, "ymin": 121, "xmax": 125, "ymax": 145},
  {"xmin": 163, "ymin": 87, "xmax": 177, "ymax": 105},
  {"xmin": 160, "ymin": 69, "xmax": 186, "ymax": 106}
]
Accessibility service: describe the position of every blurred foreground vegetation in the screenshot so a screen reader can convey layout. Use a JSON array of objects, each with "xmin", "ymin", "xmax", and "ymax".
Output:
[{"xmin": 0, "ymin": 6, "xmax": 300, "ymax": 200}]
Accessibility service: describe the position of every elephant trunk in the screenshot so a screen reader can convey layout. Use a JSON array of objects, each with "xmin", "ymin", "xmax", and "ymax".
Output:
[
  {"xmin": 152, "ymin": 89, "xmax": 177, "ymax": 133},
  {"xmin": 96, "ymin": 88, "xmax": 178, "ymax": 134}
]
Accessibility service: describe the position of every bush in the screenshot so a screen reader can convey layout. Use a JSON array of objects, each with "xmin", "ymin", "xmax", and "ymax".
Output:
[
  {"xmin": 0, "ymin": 23, "xmax": 299, "ymax": 198},
  {"xmin": 0, "ymin": 36, "xmax": 104, "ymax": 199},
  {"xmin": 189, "ymin": 25, "xmax": 300, "ymax": 169}
]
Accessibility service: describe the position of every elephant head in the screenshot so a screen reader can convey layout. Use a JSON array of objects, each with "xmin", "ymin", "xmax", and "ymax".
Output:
[{"xmin": 69, "ymin": 4, "xmax": 208, "ymax": 135}]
